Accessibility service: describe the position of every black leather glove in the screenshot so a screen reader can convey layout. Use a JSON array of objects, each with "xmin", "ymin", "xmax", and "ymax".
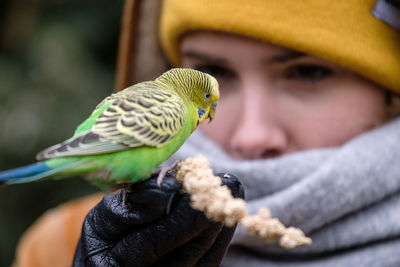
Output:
[{"xmin": 72, "ymin": 173, "xmax": 244, "ymax": 267}]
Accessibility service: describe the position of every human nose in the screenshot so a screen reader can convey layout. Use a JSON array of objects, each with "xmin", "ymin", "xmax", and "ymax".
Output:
[{"xmin": 229, "ymin": 81, "xmax": 288, "ymax": 159}]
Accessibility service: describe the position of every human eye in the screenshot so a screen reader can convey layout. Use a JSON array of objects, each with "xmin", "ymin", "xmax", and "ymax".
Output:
[
  {"xmin": 285, "ymin": 64, "xmax": 333, "ymax": 82},
  {"xmin": 193, "ymin": 64, "xmax": 235, "ymax": 79}
]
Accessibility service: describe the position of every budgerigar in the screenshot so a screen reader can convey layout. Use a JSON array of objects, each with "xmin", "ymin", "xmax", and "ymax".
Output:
[{"xmin": 0, "ymin": 68, "xmax": 219, "ymax": 191}]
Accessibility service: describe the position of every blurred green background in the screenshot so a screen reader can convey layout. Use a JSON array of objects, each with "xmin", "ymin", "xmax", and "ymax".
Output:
[{"xmin": 0, "ymin": 0, "xmax": 124, "ymax": 265}]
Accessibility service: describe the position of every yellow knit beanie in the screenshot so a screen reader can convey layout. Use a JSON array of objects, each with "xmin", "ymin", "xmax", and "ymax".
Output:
[{"xmin": 159, "ymin": 0, "xmax": 400, "ymax": 93}]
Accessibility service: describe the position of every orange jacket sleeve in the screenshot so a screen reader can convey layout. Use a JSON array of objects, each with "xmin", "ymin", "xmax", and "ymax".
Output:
[{"xmin": 14, "ymin": 193, "xmax": 104, "ymax": 267}]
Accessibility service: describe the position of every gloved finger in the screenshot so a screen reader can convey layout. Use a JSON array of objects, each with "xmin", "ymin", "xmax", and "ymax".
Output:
[
  {"xmin": 155, "ymin": 223, "xmax": 224, "ymax": 267},
  {"xmin": 196, "ymin": 225, "xmax": 237, "ymax": 267},
  {"xmin": 126, "ymin": 175, "xmax": 182, "ymax": 219},
  {"xmin": 217, "ymin": 173, "xmax": 245, "ymax": 199}
]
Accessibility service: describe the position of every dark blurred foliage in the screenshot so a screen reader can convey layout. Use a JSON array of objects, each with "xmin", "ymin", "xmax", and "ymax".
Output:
[{"xmin": 0, "ymin": 0, "xmax": 124, "ymax": 265}]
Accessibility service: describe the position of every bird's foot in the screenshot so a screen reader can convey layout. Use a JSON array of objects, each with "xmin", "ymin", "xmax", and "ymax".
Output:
[{"xmin": 155, "ymin": 160, "xmax": 180, "ymax": 187}]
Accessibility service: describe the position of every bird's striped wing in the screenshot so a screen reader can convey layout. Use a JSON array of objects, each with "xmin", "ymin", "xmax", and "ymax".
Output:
[
  {"xmin": 36, "ymin": 86, "xmax": 186, "ymax": 160},
  {"xmin": 93, "ymin": 87, "xmax": 186, "ymax": 147}
]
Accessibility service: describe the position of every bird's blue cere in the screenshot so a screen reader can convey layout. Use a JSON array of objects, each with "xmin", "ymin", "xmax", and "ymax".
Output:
[{"xmin": 211, "ymin": 101, "xmax": 218, "ymax": 108}]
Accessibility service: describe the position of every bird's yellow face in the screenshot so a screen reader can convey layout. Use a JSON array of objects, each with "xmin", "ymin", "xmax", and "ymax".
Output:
[{"xmin": 197, "ymin": 74, "xmax": 219, "ymax": 125}]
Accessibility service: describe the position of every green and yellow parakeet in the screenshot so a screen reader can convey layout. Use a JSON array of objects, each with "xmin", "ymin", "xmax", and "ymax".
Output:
[{"xmin": 0, "ymin": 68, "xmax": 219, "ymax": 190}]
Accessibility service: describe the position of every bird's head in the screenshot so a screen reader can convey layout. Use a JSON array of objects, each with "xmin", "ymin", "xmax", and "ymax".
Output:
[{"xmin": 157, "ymin": 68, "xmax": 220, "ymax": 126}]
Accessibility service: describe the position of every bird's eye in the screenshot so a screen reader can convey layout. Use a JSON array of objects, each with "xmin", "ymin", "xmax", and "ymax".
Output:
[{"xmin": 204, "ymin": 92, "xmax": 211, "ymax": 101}]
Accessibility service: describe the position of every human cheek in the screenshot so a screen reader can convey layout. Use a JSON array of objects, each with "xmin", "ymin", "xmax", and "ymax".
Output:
[{"xmin": 285, "ymin": 83, "xmax": 386, "ymax": 149}]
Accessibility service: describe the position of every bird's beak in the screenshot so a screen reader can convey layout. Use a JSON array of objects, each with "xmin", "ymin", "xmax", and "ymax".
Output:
[{"xmin": 208, "ymin": 107, "xmax": 216, "ymax": 122}]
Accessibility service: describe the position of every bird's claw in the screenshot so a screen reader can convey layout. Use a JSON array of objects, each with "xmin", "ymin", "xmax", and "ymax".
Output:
[{"xmin": 155, "ymin": 160, "xmax": 180, "ymax": 187}]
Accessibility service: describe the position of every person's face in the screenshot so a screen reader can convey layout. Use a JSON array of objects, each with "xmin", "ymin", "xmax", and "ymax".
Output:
[{"xmin": 180, "ymin": 32, "xmax": 386, "ymax": 159}]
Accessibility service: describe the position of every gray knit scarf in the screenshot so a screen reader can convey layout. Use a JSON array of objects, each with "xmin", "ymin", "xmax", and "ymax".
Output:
[{"xmin": 169, "ymin": 117, "xmax": 400, "ymax": 267}]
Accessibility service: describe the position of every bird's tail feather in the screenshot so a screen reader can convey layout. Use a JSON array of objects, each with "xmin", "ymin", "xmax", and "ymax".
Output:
[{"xmin": 0, "ymin": 161, "xmax": 79, "ymax": 185}]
